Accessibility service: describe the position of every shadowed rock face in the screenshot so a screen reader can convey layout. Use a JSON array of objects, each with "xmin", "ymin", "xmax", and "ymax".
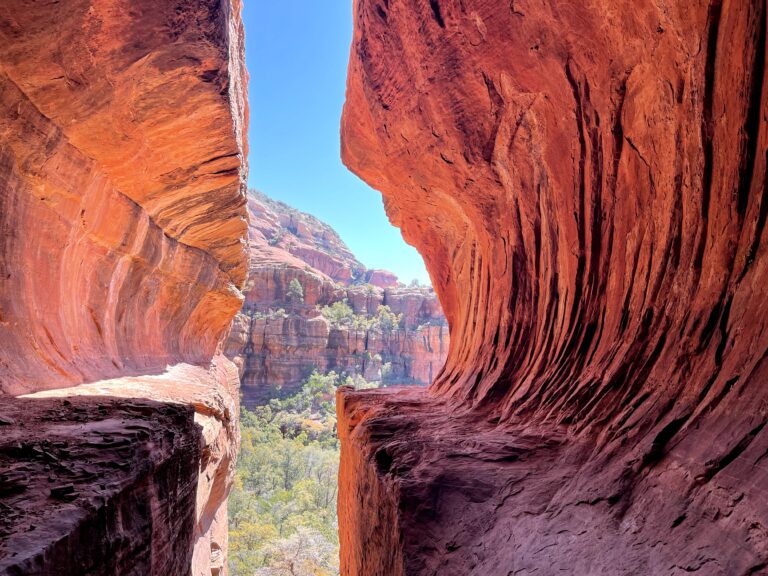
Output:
[
  {"xmin": 20, "ymin": 361, "xmax": 241, "ymax": 576},
  {"xmin": 340, "ymin": 0, "xmax": 768, "ymax": 574},
  {"xmin": 0, "ymin": 1, "xmax": 248, "ymax": 574},
  {"xmin": 0, "ymin": 397, "xmax": 201, "ymax": 576}
]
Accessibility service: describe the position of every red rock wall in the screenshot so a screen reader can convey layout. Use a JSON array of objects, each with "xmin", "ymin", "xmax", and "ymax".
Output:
[
  {"xmin": 232, "ymin": 310, "xmax": 447, "ymax": 407},
  {"xmin": 247, "ymin": 192, "xmax": 366, "ymax": 287},
  {"xmin": 17, "ymin": 361, "xmax": 242, "ymax": 576},
  {"xmin": 0, "ymin": 0, "xmax": 248, "ymax": 396},
  {"xmin": 0, "ymin": 1, "xmax": 248, "ymax": 574},
  {"xmin": 340, "ymin": 0, "xmax": 768, "ymax": 573}
]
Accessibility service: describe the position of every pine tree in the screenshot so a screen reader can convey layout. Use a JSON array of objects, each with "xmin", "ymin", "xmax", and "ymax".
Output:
[{"xmin": 286, "ymin": 278, "xmax": 304, "ymax": 306}]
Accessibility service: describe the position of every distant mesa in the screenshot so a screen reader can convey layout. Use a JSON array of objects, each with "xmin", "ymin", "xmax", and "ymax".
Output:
[{"xmin": 363, "ymin": 269, "xmax": 400, "ymax": 288}]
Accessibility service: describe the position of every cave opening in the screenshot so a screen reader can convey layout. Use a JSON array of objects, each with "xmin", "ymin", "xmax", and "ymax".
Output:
[
  {"xmin": 2, "ymin": 0, "xmax": 767, "ymax": 574},
  {"xmin": 225, "ymin": 2, "xmax": 449, "ymax": 575}
]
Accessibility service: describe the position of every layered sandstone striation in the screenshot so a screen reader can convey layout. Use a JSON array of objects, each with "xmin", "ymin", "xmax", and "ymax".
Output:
[
  {"xmin": 227, "ymin": 192, "xmax": 448, "ymax": 407},
  {"xmin": 246, "ymin": 191, "xmax": 366, "ymax": 289},
  {"xmin": 0, "ymin": 0, "xmax": 248, "ymax": 396},
  {"xmin": 230, "ymin": 297, "xmax": 447, "ymax": 408},
  {"xmin": 0, "ymin": 396, "xmax": 201, "ymax": 576},
  {"xmin": 0, "ymin": 0, "xmax": 248, "ymax": 574},
  {"xmin": 340, "ymin": 0, "xmax": 768, "ymax": 574}
]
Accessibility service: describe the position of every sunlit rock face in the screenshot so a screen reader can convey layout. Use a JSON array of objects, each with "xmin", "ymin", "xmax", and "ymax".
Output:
[
  {"xmin": 226, "ymin": 193, "xmax": 449, "ymax": 407},
  {"xmin": 0, "ymin": 0, "xmax": 247, "ymax": 574},
  {"xmin": 245, "ymin": 192, "xmax": 367, "ymax": 289},
  {"xmin": 340, "ymin": 0, "xmax": 768, "ymax": 573},
  {"xmin": 0, "ymin": 0, "xmax": 248, "ymax": 396}
]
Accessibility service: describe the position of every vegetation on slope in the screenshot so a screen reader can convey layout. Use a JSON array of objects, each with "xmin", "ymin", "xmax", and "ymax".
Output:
[
  {"xmin": 318, "ymin": 299, "xmax": 403, "ymax": 332},
  {"xmin": 228, "ymin": 371, "xmax": 375, "ymax": 575}
]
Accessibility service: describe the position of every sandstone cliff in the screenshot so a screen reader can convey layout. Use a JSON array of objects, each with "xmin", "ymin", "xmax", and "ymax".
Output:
[
  {"xmin": 0, "ymin": 397, "xmax": 202, "ymax": 575},
  {"xmin": 247, "ymin": 192, "xmax": 366, "ymax": 286},
  {"xmin": 227, "ymin": 192, "xmax": 448, "ymax": 407},
  {"xmin": 0, "ymin": 1, "xmax": 248, "ymax": 574},
  {"xmin": 340, "ymin": 0, "xmax": 768, "ymax": 574}
]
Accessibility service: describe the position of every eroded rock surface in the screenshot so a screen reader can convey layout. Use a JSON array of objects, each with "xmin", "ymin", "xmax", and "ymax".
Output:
[
  {"xmin": 24, "ymin": 361, "xmax": 241, "ymax": 576},
  {"xmin": 247, "ymin": 192, "xmax": 366, "ymax": 286},
  {"xmin": 0, "ymin": 0, "xmax": 248, "ymax": 573},
  {"xmin": 0, "ymin": 0, "xmax": 248, "ymax": 396},
  {"xmin": 0, "ymin": 396, "xmax": 200, "ymax": 576},
  {"xmin": 340, "ymin": 0, "xmax": 768, "ymax": 573}
]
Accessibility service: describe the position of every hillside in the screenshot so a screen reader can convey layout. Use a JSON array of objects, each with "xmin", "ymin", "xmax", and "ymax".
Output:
[{"xmin": 226, "ymin": 191, "xmax": 449, "ymax": 407}]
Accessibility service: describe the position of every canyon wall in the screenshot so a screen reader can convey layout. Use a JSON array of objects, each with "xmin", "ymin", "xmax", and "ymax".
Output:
[
  {"xmin": 340, "ymin": 0, "xmax": 768, "ymax": 574},
  {"xmin": 226, "ymin": 193, "xmax": 448, "ymax": 407},
  {"xmin": 0, "ymin": 0, "xmax": 247, "ymax": 396},
  {"xmin": 0, "ymin": 1, "xmax": 248, "ymax": 573}
]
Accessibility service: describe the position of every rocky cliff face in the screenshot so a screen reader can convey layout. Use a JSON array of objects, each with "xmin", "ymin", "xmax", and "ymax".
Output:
[
  {"xmin": 227, "ymin": 192, "xmax": 448, "ymax": 407},
  {"xmin": 15, "ymin": 361, "xmax": 241, "ymax": 576},
  {"xmin": 0, "ymin": 1, "xmax": 248, "ymax": 574},
  {"xmin": 340, "ymin": 0, "xmax": 768, "ymax": 574},
  {"xmin": 0, "ymin": 0, "xmax": 247, "ymax": 396},
  {"xmin": 247, "ymin": 192, "xmax": 366, "ymax": 288},
  {"xmin": 0, "ymin": 396, "xmax": 202, "ymax": 575}
]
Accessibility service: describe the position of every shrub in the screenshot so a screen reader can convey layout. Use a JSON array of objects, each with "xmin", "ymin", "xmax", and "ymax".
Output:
[
  {"xmin": 286, "ymin": 278, "xmax": 304, "ymax": 305},
  {"xmin": 319, "ymin": 300, "xmax": 355, "ymax": 328},
  {"xmin": 267, "ymin": 228, "xmax": 284, "ymax": 246},
  {"xmin": 374, "ymin": 305, "xmax": 402, "ymax": 333}
]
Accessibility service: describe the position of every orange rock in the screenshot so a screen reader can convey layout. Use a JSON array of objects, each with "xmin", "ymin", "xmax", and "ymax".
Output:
[
  {"xmin": 247, "ymin": 191, "xmax": 365, "ymax": 288},
  {"xmin": 0, "ymin": 0, "xmax": 248, "ymax": 396},
  {"xmin": 0, "ymin": 1, "xmax": 248, "ymax": 573},
  {"xmin": 340, "ymin": 0, "xmax": 768, "ymax": 573},
  {"xmin": 227, "ymin": 192, "xmax": 450, "ymax": 406},
  {"xmin": 365, "ymin": 269, "xmax": 400, "ymax": 288}
]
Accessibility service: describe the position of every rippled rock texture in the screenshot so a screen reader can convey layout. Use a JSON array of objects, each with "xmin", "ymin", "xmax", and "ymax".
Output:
[
  {"xmin": 340, "ymin": 0, "xmax": 768, "ymax": 573},
  {"xmin": 0, "ymin": 0, "xmax": 248, "ymax": 396},
  {"xmin": 0, "ymin": 0, "xmax": 248, "ymax": 573}
]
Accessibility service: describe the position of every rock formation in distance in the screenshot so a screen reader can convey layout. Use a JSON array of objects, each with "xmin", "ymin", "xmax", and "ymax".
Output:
[{"xmin": 226, "ymin": 192, "xmax": 449, "ymax": 407}]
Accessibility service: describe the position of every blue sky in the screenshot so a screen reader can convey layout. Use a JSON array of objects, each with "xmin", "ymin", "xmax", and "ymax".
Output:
[{"xmin": 242, "ymin": 1, "xmax": 431, "ymax": 285}]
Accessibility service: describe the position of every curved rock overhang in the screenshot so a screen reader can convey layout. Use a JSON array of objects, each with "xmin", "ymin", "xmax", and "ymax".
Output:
[
  {"xmin": 0, "ymin": 1, "xmax": 248, "ymax": 574},
  {"xmin": 340, "ymin": 0, "xmax": 768, "ymax": 573},
  {"xmin": 0, "ymin": 0, "xmax": 248, "ymax": 396}
]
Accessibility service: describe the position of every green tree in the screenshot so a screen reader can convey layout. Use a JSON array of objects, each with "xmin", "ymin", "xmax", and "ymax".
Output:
[
  {"xmin": 373, "ymin": 305, "xmax": 402, "ymax": 333},
  {"xmin": 319, "ymin": 300, "xmax": 355, "ymax": 328},
  {"xmin": 286, "ymin": 278, "xmax": 304, "ymax": 306},
  {"xmin": 229, "ymin": 371, "xmax": 380, "ymax": 576}
]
